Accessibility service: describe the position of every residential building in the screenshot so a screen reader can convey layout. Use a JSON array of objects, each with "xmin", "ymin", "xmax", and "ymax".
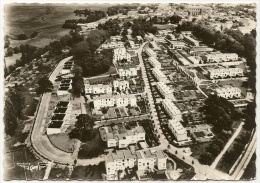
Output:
[
  {"xmin": 93, "ymin": 94, "xmax": 137, "ymax": 109},
  {"xmin": 148, "ymin": 57, "xmax": 161, "ymax": 69},
  {"xmin": 118, "ymin": 66, "xmax": 138, "ymax": 78},
  {"xmin": 110, "ymin": 36, "xmax": 122, "ymax": 42},
  {"xmin": 208, "ymin": 66, "xmax": 244, "ymax": 79},
  {"xmin": 156, "ymin": 82, "xmax": 173, "ymax": 99},
  {"xmin": 99, "ymin": 124, "xmax": 146, "ymax": 148},
  {"xmin": 168, "ymin": 119, "xmax": 188, "ymax": 141},
  {"xmin": 57, "ymin": 79, "xmax": 72, "ymax": 96},
  {"xmin": 145, "ymin": 48, "xmax": 157, "ymax": 57},
  {"xmin": 186, "ymin": 6, "xmax": 212, "ymax": 15},
  {"xmin": 216, "ymin": 85, "xmax": 241, "ymax": 99},
  {"xmin": 77, "ymin": 22, "xmax": 99, "ymax": 30},
  {"xmin": 203, "ymin": 53, "xmax": 238, "ymax": 62},
  {"xmin": 149, "ymin": 41, "xmax": 160, "ymax": 50},
  {"xmin": 166, "ymin": 40, "xmax": 186, "ymax": 49},
  {"xmin": 136, "ymin": 36, "xmax": 143, "ymax": 43},
  {"xmin": 161, "ymin": 99, "xmax": 182, "ymax": 120},
  {"xmin": 113, "ymin": 80, "xmax": 129, "ymax": 91},
  {"xmin": 113, "ymin": 48, "xmax": 131, "ymax": 63},
  {"xmin": 85, "ymin": 84, "xmax": 112, "ymax": 94},
  {"xmin": 152, "ymin": 68, "xmax": 168, "ymax": 82},
  {"xmin": 183, "ymin": 35, "xmax": 200, "ymax": 46}
]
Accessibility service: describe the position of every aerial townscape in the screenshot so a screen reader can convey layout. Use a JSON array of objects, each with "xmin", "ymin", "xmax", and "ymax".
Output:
[{"xmin": 3, "ymin": 2, "xmax": 256, "ymax": 181}]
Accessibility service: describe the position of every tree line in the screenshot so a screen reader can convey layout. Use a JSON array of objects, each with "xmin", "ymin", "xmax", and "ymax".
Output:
[
  {"xmin": 131, "ymin": 18, "xmax": 158, "ymax": 38},
  {"xmin": 106, "ymin": 5, "xmax": 138, "ymax": 16}
]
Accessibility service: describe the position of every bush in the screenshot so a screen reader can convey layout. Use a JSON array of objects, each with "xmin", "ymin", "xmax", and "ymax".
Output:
[
  {"xmin": 30, "ymin": 31, "xmax": 39, "ymax": 38},
  {"xmin": 17, "ymin": 34, "xmax": 27, "ymax": 40}
]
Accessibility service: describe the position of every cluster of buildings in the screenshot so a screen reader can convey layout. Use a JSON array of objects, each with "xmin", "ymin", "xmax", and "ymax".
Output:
[
  {"xmin": 215, "ymin": 85, "xmax": 241, "ymax": 99},
  {"xmin": 47, "ymin": 101, "xmax": 71, "ymax": 135},
  {"xmin": 99, "ymin": 124, "xmax": 146, "ymax": 148},
  {"xmin": 161, "ymin": 99, "xmax": 189, "ymax": 142},
  {"xmin": 105, "ymin": 149, "xmax": 167, "ymax": 175},
  {"xmin": 57, "ymin": 78, "xmax": 72, "ymax": 96},
  {"xmin": 208, "ymin": 66, "xmax": 244, "ymax": 79}
]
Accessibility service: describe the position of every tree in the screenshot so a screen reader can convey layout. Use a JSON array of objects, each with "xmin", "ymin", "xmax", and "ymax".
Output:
[
  {"xmin": 36, "ymin": 76, "xmax": 53, "ymax": 94},
  {"xmin": 17, "ymin": 34, "xmax": 27, "ymax": 40},
  {"xmin": 4, "ymin": 99, "xmax": 18, "ymax": 136},
  {"xmin": 72, "ymin": 75, "xmax": 84, "ymax": 96},
  {"xmin": 74, "ymin": 114, "xmax": 95, "ymax": 140},
  {"xmin": 244, "ymin": 102, "xmax": 256, "ymax": 130},
  {"xmin": 13, "ymin": 46, "xmax": 21, "ymax": 54},
  {"xmin": 71, "ymin": 65, "xmax": 83, "ymax": 76},
  {"xmin": 199, "ymin": 152, "xmax": 214, "ymax": 165},
  {"xmin": 6, "ymin": 47, "xmax": 14, "ymax": 57}
]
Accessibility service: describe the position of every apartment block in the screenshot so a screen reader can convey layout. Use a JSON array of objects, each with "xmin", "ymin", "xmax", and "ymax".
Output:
[
  {"xmin": 145, "ymin": 48, "xmax": 157, "ymax": 57},
  {"xmin": 152, "ymin": 68, "xmax": 168, "ymax": 82},
  {"xmin": 148, "ymin": 57, "xmax": 161, "ymax": 69},
  {"xmin": 216, "ymin": 85, "xmax": 241, "ymax": 99},
  {"xmin": 113, "ymin": 80, "xmax": 129, "ymax": 91},
  {"xmin": 208, "ymin": 67, "xmax": 243, "ymax": 79},
  {"xmin": 85, "ymin": 84, "xmax": 112, "ymax": 94},
  {"xmin": 203, "ymin": 53, "xmax": 238, "ymax": 63},
  {"xmin": 156, "ymin": 82, "xmax": 173, "ymax": 99},
  {"xmin": 168, "ymin": 119, "xmax": 188, "ymax": 142},
  {"xmin": 118, "ymin": 67, "xmax": 138, "ymax": 78},
  {"xmin": 161, "ymin": 99, "xmax": 182, "ymax": 120},
  {"xmin": 113, "ymin": 48, "xmax": 131, "ymax": 63},
  {"xmin": 99, "ymin": 125, "xmax": 145, "ymax": 148}
]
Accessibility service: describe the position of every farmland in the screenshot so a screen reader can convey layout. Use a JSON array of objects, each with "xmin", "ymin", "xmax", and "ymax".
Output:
[{"xmin": 4, "ymin": 3, "xmax": 111, "ymax": 48}]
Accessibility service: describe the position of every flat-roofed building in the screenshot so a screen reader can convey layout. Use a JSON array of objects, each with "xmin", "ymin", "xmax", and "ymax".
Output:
[
  {"xmin": 118, "ymin": 66, "xmax": 138, "ymax": 78},
  {"xmin": 168, "ymin": 119, "xmax": 188, "ymax": 141},
  {"xmin": 85, "ymin": 84, "xmax": 112, "ymax": 94},
  {"xmin": 93, "ymin": 94, "xmax": 137, "ymax": 109},
  {"xmin": 208, "ymin": 67, "xmax": 244, "ymax": 79},
  {"xmin": 156, "ymin": 82, "xmax": 173, "ymax": 99},
  {"xmin": 161, "ymin": 99, "xmax": 182, "ymax": 120},
  {"xmin": 100, "ymin": 125, "xmax": 145, "ymax": 149},
  {"xmin": 47, "ymin": 121, "xmax": 63, "ymax": 135},
  {"xmin": 152, "ymin": 68, "xmax": 168, "ymax": 82},
  {"xmin": 145, "ymin": 48, "xmax": 157, "ymax": 57},
  {"xmin": 186, "ymin": 6, "xmax": 212, "ymax": 15},
  {"xmin": 148, "ymin": 57, "xmax": 161, "ymax": 69},
  {"xmin": 183, "ymin": 35, "xmax": 200, "ymax": 46},
  {"xmin": 216, "ymin": 85, "xmax": 241, "ymax": 99},
  {"xmin": 166, "ymin": 39, "xmax": 186, "ymax": 49},
  {"xmin": 113, "ymin": 80, "xmax": 129, "ymax": 91},
  {"xmin": 203, "ymin": 53, "xmax": 238, "ymax": 63},
  {"xmin": 113, "ymin": 48, "xmax": 131, "ymax": 63}
]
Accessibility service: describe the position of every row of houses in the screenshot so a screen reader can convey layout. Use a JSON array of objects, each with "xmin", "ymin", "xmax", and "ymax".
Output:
[
  {"xmin": 105, "ymin": 149, "xmax": 167, "ymax": 175},
  {"xmin": 215, "ymin": 85, "xmax": 242, "ymax": 99},
  {"xmin": 93, "ymin": 94, "xmax": 137, "ymax": 110},
  {"xmin": 208, "ymin": 66, "xmax": 244, "ymax": 79},
  {"xmin": 202, "ymin": 53, "xmax": 239, "ymax": 63}
]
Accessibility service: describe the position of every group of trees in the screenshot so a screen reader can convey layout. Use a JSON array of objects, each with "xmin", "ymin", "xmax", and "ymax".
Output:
[
  {"xmin": 106, "ymin": 5, "xmax": 138, "ymax": 16},
  {"xmin": 63, "ymin": 10, "xmax": 106, "ymax": 29},
  {"xmin": 4, "ymin": 85, "xmax": 25, "ymax": 136},
  {"xmin": 150, "ymin": 15, "xmax": 182, "ymax": 24},
  {"xmin": 199, "ymin": 95, "xmax": 240, "ymax": 133},
  {"xmin": 132, "ymin": 18, "xmax": 158, "ymax": 38},
  {"xmin": 97, "ymin": 19, "xmax": 121, "ymax": 36},
  {"xmin": 70, "ymin": 29, "xmax": 113, "ymax": 77},
  {"xmin": 177, "ymin": 21, "xmax": 256, "ymax": 92},
  {"xmin": 36, "ymin": 76, "xmax": 53, "ymax": 95}
]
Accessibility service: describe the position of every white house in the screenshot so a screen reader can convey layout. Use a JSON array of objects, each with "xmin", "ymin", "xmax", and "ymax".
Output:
[
  {"xmin": 113, "ymin": 80, "xmax": 129, "ymax": 91},
  {"xmin": 148, "ymin": 57, "xmax": 161, "ymax": 69},
  {"xmin": 118, "ymin": 67, "xmax": 138, "ymax": 78},
  {"xmin": 216, "ymin": 85, "xmax": 241, "ymax": 99},
  {"xmin": 161, "ymin": 99, "xmax": 182, "ymax": 120},
  {"xmin": 85, "ymin": 84, "xmax": 112, "ymax": 94},
  {"xmin": 113, "ymin": 48, "xmax": 131, "ymax": 63},
  {"xmin": 168, "ymin": 119, "xmax": 188, "ymax": 142},
  {"xmin": 152, "ymin": 68, "xmax": 168, "ymax": 82},
  {"xmin": 156, "ymin": 82, "xmax": 174, "ymax": 99}
]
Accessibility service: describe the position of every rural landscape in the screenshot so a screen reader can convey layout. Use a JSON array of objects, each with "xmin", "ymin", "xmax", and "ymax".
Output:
[{"xmin": 4, "ymin": 2, "xmax": 256, "ymax": 181}]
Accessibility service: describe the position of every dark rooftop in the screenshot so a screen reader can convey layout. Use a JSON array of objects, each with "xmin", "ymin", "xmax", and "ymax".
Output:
[
  {"xmin": 48, "ymin": 121, "xmax": 63, "ymax": 128},
  {"xmin": 57, "ymin": 101, "xmax": 69, "ymax": 107},
  {"xmin": 51, "ymin": 114, "xmax": 65, "ymax": 121},
  {"xmin": 58, "ymin": 87, "xmax": 69, "ymax": 91},
  {"xmin": 54, "ymin": 107, "xmax": 67, "ymax": 114}
]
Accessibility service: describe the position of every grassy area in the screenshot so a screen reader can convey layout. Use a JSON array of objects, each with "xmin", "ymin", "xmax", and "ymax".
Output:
[
  {"xmin": 93, "ymin": 66, "xmax": 117, "ymax": 77},
  {"xmin": 5, "ymin": 4, "xmax": 110, "ymax": 48},
  {"xmin": 4, "ymin": 147, "xmax": 46, "ymax": 180},
  {"xmin": 70, "ymin": 162, "xmax": 105, "ymax": 180},
  {"xmin": 48, "ymin": 167, "xmax": 70, "ymax": 180},
  {"xmin": 48, "ymin": 133, "xmax": 78, "ymax": 153},
  {"xmin": 5, "ymin": 53, "xmax": 22, "ymax": 69},
  {"xmin": 78, "ymin": 131, "xmax": 105, "ymax": 159}
]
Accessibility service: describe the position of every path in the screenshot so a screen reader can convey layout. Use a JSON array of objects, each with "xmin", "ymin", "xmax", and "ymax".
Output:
[{"xmin": 210, "ymin": 122, "xmax": 244, "ymax": 169}]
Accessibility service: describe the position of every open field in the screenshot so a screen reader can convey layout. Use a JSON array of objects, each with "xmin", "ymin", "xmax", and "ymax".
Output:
[
  {"xmin": 5, "ymin": 53, "xmax": 22, "ymax": 69},
  {"xmin": 48, "ymin": 133, "xmax": 78, "ymax": 153},
  {"xmin": 4, "ymin": 3, "xmax": 111, "ymax": 48}
]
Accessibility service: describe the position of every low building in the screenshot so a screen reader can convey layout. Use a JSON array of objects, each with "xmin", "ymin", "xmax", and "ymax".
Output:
[
  {"xmin": 113, "ymin": 48, "xmax": 131, "ymax": 63},
  {"xmin": 118, "ymin": 66, "xmax": 138, "ymax": 78},
  {"xmin": 216, "ymin": 85, "xmax": 241, "ymax": 99},
  {"xmin": 203, "ymin": 53, "xmax": 238, "ymax": 63},
  {"xmin": 113, "ymin": 80, "xmax": 129, "ymax": 91},
  {"xmin": 156, "ymin": 82, "xmax": 173, "ymax": 99},
  {"xmin": 148, "ymin": 57, "xmax": 161, "ymax": 69},
  {"xmin": 57, "ymin": 79, "xmax": 72, "ymax": 96},
  {"xmin": 168, "ymin": 119, "xmax": 188, "ymax": 142},
  {"xmin": 161, "ymin": 99, "xmax": 182, "ymax": 120},
  {"xmin": 145, "ymin": 48, "xmax": 157, "ymax": 57},
  {"xmin": 105, "ymin": 149, "xmax": 167, "ymax": 175},
  {"xmin": 166, "ymin": 40, "xmax": 186, "ymax": 49},
  {"xmin": 85, "ymin": 84, "xmax": 112, "ymax": 94},
  {"xmin": 183, "ymin": 35, "xmax": 200, "ymax": 46},
  {"xmin": 152, "ymin": 68, "xmax": 168, "ymax": 82},
  {"xmin": 100, "ymin": 125, "xmax": 145, "ymax": 149},
  {"xmin": 208, "ymin": 67, "xmax": 244, "ymax": 79},
  {"xmin": 187, "ymin": 56, "xmax": 200, "ymax": 64},
  {"xmin": 93, "ymin": 94, "xmax": 137, "ymax": 109}
]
